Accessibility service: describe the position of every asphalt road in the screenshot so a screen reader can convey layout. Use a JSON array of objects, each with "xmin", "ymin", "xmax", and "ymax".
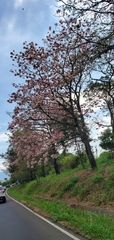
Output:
[{"xmin": 0, "ymin": 195, "xmax": 86, "ymax": 240}]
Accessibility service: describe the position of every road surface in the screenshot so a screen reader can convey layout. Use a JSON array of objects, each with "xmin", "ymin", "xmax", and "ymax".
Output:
[{"xmin": 0, "ymin": 194, "xmax": 86, "ymax": 240}]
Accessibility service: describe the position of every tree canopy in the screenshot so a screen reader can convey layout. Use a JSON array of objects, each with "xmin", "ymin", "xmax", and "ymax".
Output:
[{"xmin": 6, "ymin": 0, "xmax": 114, "ymax": 173}]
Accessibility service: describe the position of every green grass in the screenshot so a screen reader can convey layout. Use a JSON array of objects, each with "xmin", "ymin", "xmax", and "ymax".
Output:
[
  {"xmin": 8, "ymin": 187, "xmax": 114, "ymax": 240},
  {"xmin": 63, "ymin": 176, "xmax": 79, "ymax": 191}
]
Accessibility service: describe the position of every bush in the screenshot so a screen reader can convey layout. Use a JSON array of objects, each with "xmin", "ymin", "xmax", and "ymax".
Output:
[
  {"xmin": 97, "ymin": 151, "xmax": 112, "ymax": 163},
  {"xmin": 92, "ymin": 175, "xmax": 104, "ymax": 184},
  {"xmin": 63, "ymin": 176, "xmax": 79, "ymax": 191},
  {"xmin": 58, "ymin": 153, "xmax": 80, "ymax": 171}
]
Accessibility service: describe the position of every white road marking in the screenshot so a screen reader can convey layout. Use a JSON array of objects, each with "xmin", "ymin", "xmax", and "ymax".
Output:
[{"xmin": 7, "ymin": 193, "xmax": 81, "ymax": 240}]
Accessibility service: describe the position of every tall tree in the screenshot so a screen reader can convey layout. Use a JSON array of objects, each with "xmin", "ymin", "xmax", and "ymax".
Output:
[
  {"xmin": 84, "ymin": 62, "xmax": 114, "ymax": 133},
  {"xmin": 9, "ymin": 17, "xmax": 97, "ymax": 169},
  {"xmin": 58, "ymin": 1, "xmax": 114, "ymax": 59},
  {"xmin": 8, "ymin": 0, "xmax": 114, "ymax": 170},
  {"xmin": 58, "ymin": 0, "xmax": 114, "ymax": 132}
]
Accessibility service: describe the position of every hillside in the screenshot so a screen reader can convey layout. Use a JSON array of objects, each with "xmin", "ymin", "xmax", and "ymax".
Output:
[
  {"xmin": 7, "ymin": 156, "xmax": 114, "ymax": 240},
  {"xmin": 11, "ymin": 162, "xmax": 114, "ymax": 211}
]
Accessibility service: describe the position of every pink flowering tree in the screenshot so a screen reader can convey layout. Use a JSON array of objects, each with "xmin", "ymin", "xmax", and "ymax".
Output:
[
  {"xmin": 8, "ymin": 34, "xmax": 96, "ymax": 170},
  {"xmin": 8, "ymin": 109, "xmax": 66, "ymax": 174},
  {"xmin": 12, "ymin": 2, "xmax": 114, "ymax": 169}
]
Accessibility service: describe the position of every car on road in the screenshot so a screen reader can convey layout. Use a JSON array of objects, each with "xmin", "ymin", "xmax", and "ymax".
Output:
[
  {"xmin": 3, "ymin": 186, "xmax": 6, "ymax": 191},
  {"xmin": 0, "ymin": 186, "xmax": 6, "ymax": 203}
]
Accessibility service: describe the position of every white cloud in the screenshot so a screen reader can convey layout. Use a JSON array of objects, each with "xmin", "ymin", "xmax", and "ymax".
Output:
[
  {"xmin": 0, "ymin": 17, "xmax": 33, "ymax": 57},
  {"xmin": 57, "ymin": 0, "xmax": 67, "ymax": 6},
  {"xmin": 0, "ymin": 160, "xmax": 6, "ymax": 170},
  {"xmin": 0, "ymin": 133, "xmax": 9, "ymax": 143},
  {"xmin": 14, "ymin": 0, "xmax": 24, "ymax": 8},
  {"xmin": 14, "ymin": 0, "xmax": 39, "ymax": 9},
  {"xmin": 0, "ymin": 133, "xmax": 9, "ymax": 171}
]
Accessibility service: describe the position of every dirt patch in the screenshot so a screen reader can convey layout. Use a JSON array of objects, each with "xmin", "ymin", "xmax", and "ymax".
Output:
[{"xmin": 66, "ymin": 202, "xmax": 114, "ymax": 218}]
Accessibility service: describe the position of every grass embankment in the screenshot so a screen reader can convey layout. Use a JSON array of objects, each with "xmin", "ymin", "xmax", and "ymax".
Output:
[{"xmin": 8, "ymin": 159, "xmax": 114, "ymax": 240}]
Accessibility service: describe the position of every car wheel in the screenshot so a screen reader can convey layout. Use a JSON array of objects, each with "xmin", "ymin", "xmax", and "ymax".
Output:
[{"xmin": 4, "ymin": 197, "xmax": 6, "ymax": 203}]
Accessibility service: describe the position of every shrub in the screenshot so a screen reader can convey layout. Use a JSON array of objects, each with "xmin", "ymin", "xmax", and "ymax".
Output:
[
  {"xmin": 97, "ymin": 151, "xmax": 112, "ymax": 163},
  {"xmin": 58, "ymin": 153, "xmax": 80, "ymax": 171},
  {"xmin": 92, "ymin": 175, "xmax": 104, "ymax": 184},
  {"xmin": 63, "ymin": 176, "xmax": 79, "ymax": 191}
]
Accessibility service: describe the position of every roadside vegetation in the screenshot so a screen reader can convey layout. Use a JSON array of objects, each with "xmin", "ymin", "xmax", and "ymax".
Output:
[{"xmin": 7, "ymin": 152, "xmax": 114, "ymax": 240}]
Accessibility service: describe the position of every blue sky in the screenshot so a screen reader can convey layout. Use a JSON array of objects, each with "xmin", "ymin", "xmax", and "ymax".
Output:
[{"xmin": 0, "ymin": 0, "xmax": 59, "ymax": 179}]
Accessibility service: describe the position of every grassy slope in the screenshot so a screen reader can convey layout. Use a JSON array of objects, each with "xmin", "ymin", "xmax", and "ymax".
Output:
[{"xmin": 8, "ymin": 159, "xmax": 114, "ymax": 240}]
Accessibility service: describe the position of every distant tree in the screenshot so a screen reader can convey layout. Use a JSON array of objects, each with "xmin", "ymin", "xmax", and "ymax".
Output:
[
  {"xmin": 0, "ymin": 147, "xmax": 17, "ymax": 177},
  {"xmin": 99, "ymin": 128, "xmax": 114, "ymax": 158},
  {"xmin": 0, "ymin": 146, "xmax": 39, "ymax": 183},
  {"xmin": 13, "ymin": 157, "xmax": 38, "ymax": 183}
]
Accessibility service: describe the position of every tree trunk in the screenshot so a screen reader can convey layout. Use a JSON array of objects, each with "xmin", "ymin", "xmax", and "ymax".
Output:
[
  {"xmin": 54, "ymin": 158, "xmax": 60, "ymax": 174},
  {"xmin": 41, "ymin": 161, "xmax": 46, "ymax": 177},
  {"xmin": 51, "ymin": 143, "xmax": 60, "ymax": 174},
  {"xmin": 84, "ymin": 138, "xmax": 97, "ymax": 169},
  {"xmin": 78, "ymin": 126, "xmax": 97, "ymax": 169},
  {"xmin": 107, "ymin": 100, "xmax": 114, "ymax": 134}
]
